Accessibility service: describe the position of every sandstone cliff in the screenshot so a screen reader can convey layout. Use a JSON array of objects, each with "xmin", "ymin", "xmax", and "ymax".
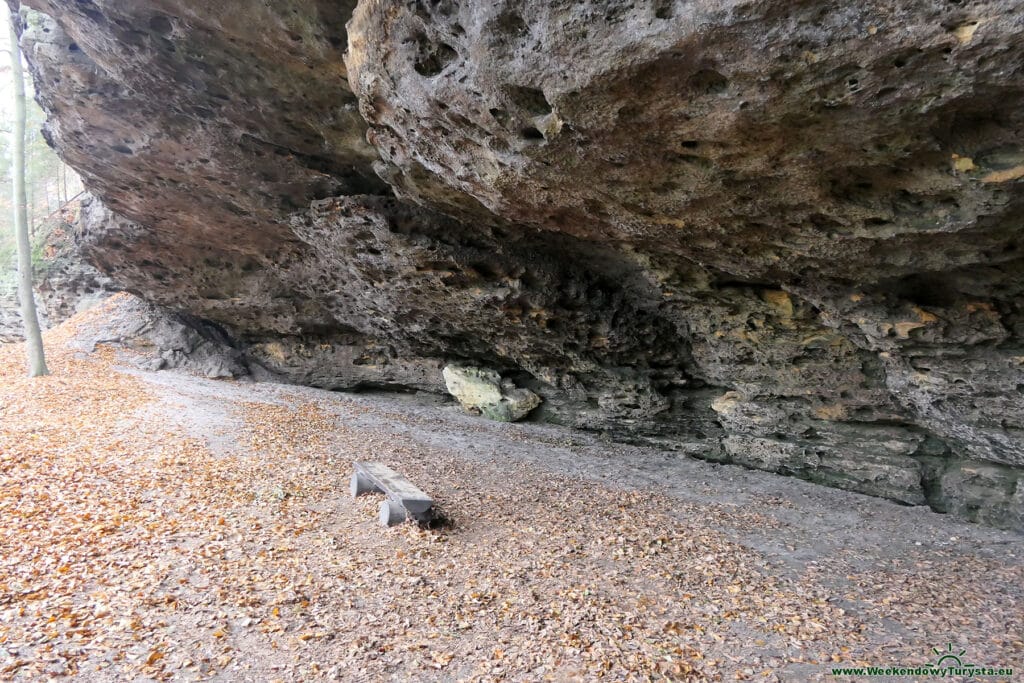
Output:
[{"xmin": 10, "ymin": 0, "xmax": 1024, "ymax": 527}]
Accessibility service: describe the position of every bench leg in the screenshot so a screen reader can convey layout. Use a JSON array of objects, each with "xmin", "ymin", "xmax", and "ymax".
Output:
[
  {"xmin": 379, "ymin": 499, "xmax": 407, "ymax": 527},
  {"xmin": 350, "ymin": 472, "xmax": 379, "ymax": 498}
]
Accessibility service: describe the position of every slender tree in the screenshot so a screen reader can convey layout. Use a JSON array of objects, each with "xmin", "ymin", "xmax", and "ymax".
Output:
[{"xmin": 8, "ymin": 13, "xmax": 48, "ymax": 376}]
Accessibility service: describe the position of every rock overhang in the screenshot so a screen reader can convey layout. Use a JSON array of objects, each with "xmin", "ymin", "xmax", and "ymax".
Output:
[{"xmin": 9, "ymin": 0, "xmax": 1024, "ymax": 528}]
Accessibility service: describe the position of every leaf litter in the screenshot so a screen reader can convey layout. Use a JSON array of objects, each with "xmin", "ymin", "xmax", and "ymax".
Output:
[{"xmin": 0, "ymin": 300, "xmax": 1020, "ymax": 681}]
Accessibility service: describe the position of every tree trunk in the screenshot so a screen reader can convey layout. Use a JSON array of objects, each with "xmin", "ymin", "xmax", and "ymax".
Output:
[{"xmin": 9, "ymin": 15, "xmax": 48, "ymax": 377}]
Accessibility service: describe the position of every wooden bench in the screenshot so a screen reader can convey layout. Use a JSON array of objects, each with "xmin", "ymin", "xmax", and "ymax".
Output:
[{"xmin": 350, "ymin": 461, "xmax": 434, "ymax": 527}]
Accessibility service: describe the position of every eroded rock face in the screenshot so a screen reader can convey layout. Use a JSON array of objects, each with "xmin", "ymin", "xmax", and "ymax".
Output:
[
  {"xmin": 66, "ymin": 292, "xmax": 248, "ymax": 379},
  {"xmin": 0, "ymin": 295, "xmax": 25, "ymax": 343},
  {"xmin": 36, "ymin": 198, "xmax": 117, "ymax": 324},
  {"xmin": 10, "ymin": 0, "xmax": 1024, "ymax": 527},
  {"xmin": 348, "ymin": 0, "xmax": 1024, "ymax": 283},
  {"xmin": 0, "ymin": 197, "xmax": 115, "ymax": 341},
  {"xmin": 15, "ymin": 0, "xmax": 384, "ymax": 338}
]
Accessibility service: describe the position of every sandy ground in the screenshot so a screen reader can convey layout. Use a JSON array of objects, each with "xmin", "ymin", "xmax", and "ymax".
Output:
[{"xmin": 0, "ymin": 308, "xmax": 1021, "ymax": 681}]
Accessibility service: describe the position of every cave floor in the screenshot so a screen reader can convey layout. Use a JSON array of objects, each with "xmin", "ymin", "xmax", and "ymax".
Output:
[{"xmin": 0, "ymin": 316, "xmax": 1021, "ymax": 682}]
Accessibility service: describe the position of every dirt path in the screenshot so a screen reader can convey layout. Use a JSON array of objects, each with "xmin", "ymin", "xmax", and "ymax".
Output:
[{"xmin": 1, "ymin": 319, "xmax": 1021, "ymax": 681}]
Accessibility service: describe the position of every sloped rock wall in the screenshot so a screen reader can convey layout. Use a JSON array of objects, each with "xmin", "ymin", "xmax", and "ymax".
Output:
[
  {"xmin": 10, "ymin": 0, "xmax": 1024, "ymax": 527},
  {"xmin": 0, "ymin": 197, "xmax": 115, "ymax": 341}
]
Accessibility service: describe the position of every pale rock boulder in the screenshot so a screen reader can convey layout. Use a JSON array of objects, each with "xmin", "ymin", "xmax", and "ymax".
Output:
[{"xmin": 443, "ymin": 365, "xmax": 541, "ymax": 423}]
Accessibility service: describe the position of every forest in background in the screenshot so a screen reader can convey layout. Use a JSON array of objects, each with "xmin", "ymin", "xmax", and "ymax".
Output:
[{"xmin": 1, "ymin": 41, "xmax": 84, "ymax": 298}]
